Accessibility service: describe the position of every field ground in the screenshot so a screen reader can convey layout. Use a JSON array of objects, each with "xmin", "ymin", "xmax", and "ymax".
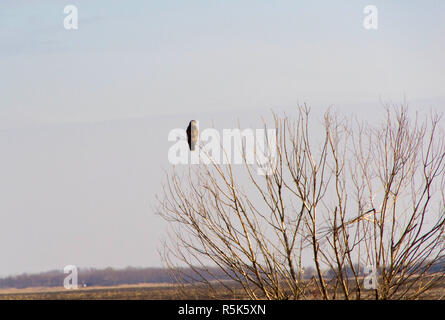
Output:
[
  {"xmin": 0, "ymin": 280, "xmax": 444, "ymax": 300},
  {"xmin": 0, "ymin": 283, "xmax": 187, "ymax": 300}
]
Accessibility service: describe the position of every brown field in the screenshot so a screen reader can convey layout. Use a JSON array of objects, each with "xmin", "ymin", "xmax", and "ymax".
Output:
[
  {"xmin": 0, "ymin": 279, "xmax": 444, "ymax": 300},
  {"xmin": 0, "ymin": 283, "xmax": 186, "ymax": 300}
]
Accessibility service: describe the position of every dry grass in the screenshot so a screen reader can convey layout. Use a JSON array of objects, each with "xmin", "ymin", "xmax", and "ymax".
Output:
[
  {"xmin": 0, "ymin": 283, "xmax": 183, "ymax": 300},
  {"xmin": 0, "ymin": 279, "xmax": 444, "ymax": 300}
]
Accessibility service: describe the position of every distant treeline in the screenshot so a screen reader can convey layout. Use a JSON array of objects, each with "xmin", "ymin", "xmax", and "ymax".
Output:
[
  {"xmin": 0, "ymin": 267, "xmax": 228, "ymax": 289},
  {"xmin": 1, "ymin": 257, "xmax": 443, "ymax": 289}
]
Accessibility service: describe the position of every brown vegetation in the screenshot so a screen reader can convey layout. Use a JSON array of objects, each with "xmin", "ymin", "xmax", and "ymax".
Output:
[{"xmin": 0, "ymin": 277, "xmax": 444, "ymax": 300}]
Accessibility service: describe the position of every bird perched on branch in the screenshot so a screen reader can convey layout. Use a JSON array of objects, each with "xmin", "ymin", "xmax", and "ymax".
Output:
[{"xmin": 186, "ymin": 120, "xmax": 198, "ymax": 151}]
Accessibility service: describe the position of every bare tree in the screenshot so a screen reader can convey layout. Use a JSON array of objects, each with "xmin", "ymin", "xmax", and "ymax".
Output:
[{"xmin": 157, "ymin": 106, "xmax": 444, "ymax": 300}]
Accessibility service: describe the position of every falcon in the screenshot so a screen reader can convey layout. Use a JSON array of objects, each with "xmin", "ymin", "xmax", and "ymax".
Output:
[{"xmin": 186, "ymin": 120, "xmax": 198, "ymax": 151}]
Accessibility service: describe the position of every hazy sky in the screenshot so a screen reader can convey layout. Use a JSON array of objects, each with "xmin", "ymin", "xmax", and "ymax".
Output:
[{"xmin": 0, "ymin": 0, "xmax": 444, "ymax": 276}]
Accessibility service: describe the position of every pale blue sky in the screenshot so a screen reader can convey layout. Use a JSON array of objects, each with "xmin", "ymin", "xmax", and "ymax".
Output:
[{"xmin": 0, "ymin": 1, "xmax": 444, "ymax": 276}]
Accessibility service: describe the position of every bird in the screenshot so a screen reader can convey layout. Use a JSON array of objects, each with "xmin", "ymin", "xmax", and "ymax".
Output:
[{"xmin": 186, "ymin": 120, "xmax": 198, "ymax": 151}]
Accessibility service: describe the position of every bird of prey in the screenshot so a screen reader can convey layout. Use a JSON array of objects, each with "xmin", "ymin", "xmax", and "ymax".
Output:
[{"xmin": 186, "ymin": 120, "xmax": 198, "ymax": 151}]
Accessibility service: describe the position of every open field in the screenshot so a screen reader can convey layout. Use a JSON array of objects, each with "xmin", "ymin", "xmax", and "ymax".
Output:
[
  {"xmin": 0, "ymin": 283, "xmax": 249, "ymax": 300},
  {"xmin": 1, "ymin": 280, "xmax": 444, "ymax": 300},
  {"xmin": 0, "ymin": 284, "xmax": 185, "ymax": 300}
]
